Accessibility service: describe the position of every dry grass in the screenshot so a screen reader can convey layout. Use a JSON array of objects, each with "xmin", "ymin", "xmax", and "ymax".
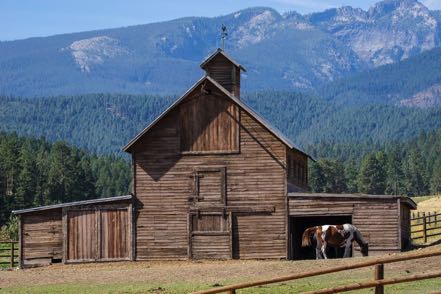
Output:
[{"xmin": 1, "ymin": 246, "xmax": 441, "ymax": 293}]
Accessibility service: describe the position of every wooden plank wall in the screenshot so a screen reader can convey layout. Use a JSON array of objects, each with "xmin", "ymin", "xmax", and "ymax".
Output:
[
  {"xmin": 133, "ymin": 86, "xmax": 287, "ymax": 260},
  {"xmin": 21, "ymin": 209, "xmax": 63, "ymax": 266},
  {"xmin": 287, "ymin": 149, "xmax": 308, "ymax": 191},
  {"xmin": 179, "ymin": 90, "xmax": 239, "ymax": 153},
  {"xmin": 289, "ymin": 197, "xmax": 402, "ymax": 256},
  {"xmin": 67, "ymin": 210, "xmax": 97, "ymax": 262},
  {"xmin": 400, "ymin": 204, "xmax": 411, "ymax": 249},
  {"xmin": 204, "ymin": 54, "xmax": 240, "ymax": 98},
  {"xmin": 100, "ymin": 209, "xmax": 129, "ymax": 260}
]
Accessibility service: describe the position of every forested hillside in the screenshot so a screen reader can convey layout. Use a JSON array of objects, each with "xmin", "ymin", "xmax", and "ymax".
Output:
[
  {"xmin": 0, "ymin": 132, "xmax": 131, "ymax": 226},
  {"xmin": 315, "ymin": 47, "xmax": 441, "ymax": 107},
  {"xmin": 308, "ymin": 128, "xmax": 441, "ymax": 197},
  {"xmin": 2, "ymin": 92, "xmax": 441, "ymax": 154}
]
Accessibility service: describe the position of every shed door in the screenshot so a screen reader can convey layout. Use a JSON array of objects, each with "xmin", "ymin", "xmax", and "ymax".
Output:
[
  {"xmin": 100, "ymin": 209, "xmax": 129, "ymax": 260},
  {"xmin": 67, "ymin": 210, "xmax": 97, "ymax": 262}
]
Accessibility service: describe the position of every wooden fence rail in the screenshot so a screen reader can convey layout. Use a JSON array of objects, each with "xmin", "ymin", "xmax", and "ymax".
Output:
[
  {"xmin": 191, "ymin": 249, "xmax": 441, "ymax": 294},
  {"xmin": 411, "ymin": 211, "xmax": 441, "ymax": 243},
  {"xmin": 0, "ymin": 240, "xmax": 19, "ymax": 268}
]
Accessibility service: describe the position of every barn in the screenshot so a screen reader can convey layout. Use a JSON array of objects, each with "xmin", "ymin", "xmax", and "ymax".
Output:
[{"xmin": 13, "ymin": 49, "xmax": 416, "ymax": 267}]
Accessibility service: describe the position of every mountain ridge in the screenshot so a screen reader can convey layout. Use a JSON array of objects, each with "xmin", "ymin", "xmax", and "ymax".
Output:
[{"xmin": 1, "ymin": 0, "xmax": 440, "ymax": 97}]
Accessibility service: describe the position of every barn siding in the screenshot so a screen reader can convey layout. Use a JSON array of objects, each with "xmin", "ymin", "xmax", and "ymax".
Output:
[
  {"xmin": 133, "ymin": 89, "xmax": 287, "ymax": 260},
  {"xmin": 21, "ymin": 209, "xmax": 63, "ymax": 266}
]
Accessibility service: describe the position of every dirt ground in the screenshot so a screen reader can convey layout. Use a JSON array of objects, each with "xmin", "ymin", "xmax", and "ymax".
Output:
[{"xmin": 1, "ymin": 245, "xmax": 441, "ymax": 293}]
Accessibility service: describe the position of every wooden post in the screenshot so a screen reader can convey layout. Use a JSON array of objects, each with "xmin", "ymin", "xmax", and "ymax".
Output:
[
  {"xmin": 228, "ymin": 289, "xmax": 236, "ymax": 294},
  {"xmin": 10, "ymin": 241, "xmax": 15, "ymax": 268},
  {"xmin": 374, "ymin": 263, "xmax": 384, "ymax": 294},
  {"xmin": 423, "ymin": 216, "xmax": 427, "ymax": 243}
]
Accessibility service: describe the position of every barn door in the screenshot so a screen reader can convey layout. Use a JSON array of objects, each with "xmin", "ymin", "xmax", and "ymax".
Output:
[
  {"xmin": 100, "ymin": 209, "xmax": 129, "ymax": 260},
  {"xmin": 189, "ymin": 211, "xmax": 232, "ymax": 259},
  {"xmin": 67, "ymin": 210, "xmax": 97, "ymax": 262},
  {"xmin": 66, "ymin": 208, "xmax": 130, "ymax": 262}
]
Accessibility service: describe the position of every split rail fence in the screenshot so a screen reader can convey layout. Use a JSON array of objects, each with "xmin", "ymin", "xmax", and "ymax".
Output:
[
  {"xmin": 192, "ymin": 249, "xmax": 441, "ymax": 294},
  {"xmin": 411, "ymin": 211, "xmax": 441, "ymax": 243},
  {"xmin": 0, "ymin": 240, "xmax": 18, "ymax": 268}
]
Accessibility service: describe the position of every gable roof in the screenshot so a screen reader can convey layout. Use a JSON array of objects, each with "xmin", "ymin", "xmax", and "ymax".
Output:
[
  {"xmin": 122, "ymin": 75, "xmax": 312, "ymax": 159},
  {"xmin": 200, "ymin": 48, "xmax": 247, "ymax": 72}
]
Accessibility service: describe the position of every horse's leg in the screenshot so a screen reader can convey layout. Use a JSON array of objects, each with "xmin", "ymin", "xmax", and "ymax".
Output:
[
  {"xmin": 343, "ymin": 239, "xmax": 352, "ymax": 258},
  {"xmin": 321, "ymin": 241, "xmax": 328, "ymax": 259},
  {"xmin": 315, "ymin": 247, "xmax": 323, "ymax": 259}
]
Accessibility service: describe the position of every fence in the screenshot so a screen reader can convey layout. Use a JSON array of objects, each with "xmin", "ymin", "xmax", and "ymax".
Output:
[
  {"xmin": 0, "ymin": 240, "xmax": 19, "ymax": 268},
  {"xmin": 411, "ymin": 211, "xmax": 441, "ymax": 243},
  {"xmin": 191, "ymin": 249, "xmax": 441, "ymax": 294}
]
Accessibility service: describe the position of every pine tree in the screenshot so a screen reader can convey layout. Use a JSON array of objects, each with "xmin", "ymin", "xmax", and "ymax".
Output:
[
  {"xmin": 358, "ymin": 152, "xmax": 386, "ymax": 194},
  {"xmin": 15, "ymin": 141, "xmax": 37, "ymax": 209},
  {"xmin": 344, "ymin": 159, "xmax": 358, "ymax": 193},
  {"xmin": 430, "ymin": 158, "xmax": 441, "ymax": 195},
  {"xmin": 403, "ymin": 149, "xmax": 427, "ymax": 196}
]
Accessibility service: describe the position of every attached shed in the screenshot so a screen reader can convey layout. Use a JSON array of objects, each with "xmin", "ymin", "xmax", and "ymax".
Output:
[
  {"xmin": 288, "ymin": 193, "xmax": 417, "ymax": 260},
  {"xmin": 13, "ymin": 195, "xmax": 134, "ymax": 268}
]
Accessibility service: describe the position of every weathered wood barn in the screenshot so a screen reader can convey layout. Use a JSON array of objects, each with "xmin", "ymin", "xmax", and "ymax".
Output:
[{"xmin": 13, "ymin": 49, "xmax": 416, "ymax": 267}]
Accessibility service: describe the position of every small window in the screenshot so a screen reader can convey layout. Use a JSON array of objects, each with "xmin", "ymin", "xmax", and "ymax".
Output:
[{"xmin": 191, "ymin": 214, "xmax": 226, "ymax": 232}]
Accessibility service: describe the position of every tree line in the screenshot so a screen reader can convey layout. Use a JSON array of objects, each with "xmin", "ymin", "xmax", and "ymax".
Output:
[
  {"xmin": 0, "ymin": 132, "xmax": 131, "ymax": 227},
  {"xmin": 308, "ymin": 128, "xmax": 441, "ymax": 196}
]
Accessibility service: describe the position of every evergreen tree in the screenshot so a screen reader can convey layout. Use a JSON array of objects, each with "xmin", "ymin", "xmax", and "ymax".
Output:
[
  {"xmin": 358, "ymin": 152, "xmax": 386, "ymax": 194},
  {"xmin": 344, "ymin": 159, "xmax": 358, "ymax": 193},
  {"xmin": 15, "ymin": 141, "xmax": 36, "ymax": 209},
  {"xmin": 403, "ymin": 149, "xmax": 427, "ymax": 196}
]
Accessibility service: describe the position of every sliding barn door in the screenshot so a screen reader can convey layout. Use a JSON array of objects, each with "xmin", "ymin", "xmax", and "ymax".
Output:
[
  {"xmin": 100, "ymin": 209, "xmax": 129, "ymax": 260},
  {"xmin": 67, "ymin": 210, "xmax": 97, "ymax": 262},
  {"xmin": 66, "ymin": 207, "xmax": 130, "ymax": 262}
]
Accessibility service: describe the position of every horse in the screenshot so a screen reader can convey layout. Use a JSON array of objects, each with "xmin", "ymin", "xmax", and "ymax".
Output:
[{"xmin": 301, "ymin": 224, "xmax": 368, "ymax": 259}]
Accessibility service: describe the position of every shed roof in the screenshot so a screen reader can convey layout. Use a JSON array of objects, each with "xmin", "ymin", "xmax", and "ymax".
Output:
[
  {"xmin": 200, "ymin": 48, "xmax": 247, "ymax": 72},
  {"xmin": 122, "ymin": 75, "xmax": 312, "ymax": 159},
  {"xmin": 12, "ymin": 195, "xmax": 133, "ymax": 214},
  {"xmin": 288, "ymin": 192, "xmax": 417, "ymax": 209}
]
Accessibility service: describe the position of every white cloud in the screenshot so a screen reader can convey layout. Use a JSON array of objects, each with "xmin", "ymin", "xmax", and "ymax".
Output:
[{"xmin": 421, "ymin": 0, "xmax": 441, "ymax": 10}]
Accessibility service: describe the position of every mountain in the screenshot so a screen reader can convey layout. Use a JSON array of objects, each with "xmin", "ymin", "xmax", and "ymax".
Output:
[
  {"xmin": 308, "ymin": 0, "xmax": 441, "ymax": 66},
  {"xmin": 0, "ymin": 0, "xmax": 440, "ymax": 97},
  {"xmin": 1, "ymin": 92, "xmax": 441, "ymax": 155},
  {"xmin": 315, "ymin": 46, "xmax": 441, "ymax": 107}
]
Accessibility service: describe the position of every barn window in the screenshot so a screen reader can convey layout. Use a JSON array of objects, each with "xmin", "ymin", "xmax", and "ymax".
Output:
[
  {"xmin": 179, "ymin": 89, "xmax": 239, "ymax": 154},
  {"xmin": 191, "ymin": 213, "xmax": 227, "ymax": 232},
  {"xmin": 191, "ymin": 167, "xmax": 226, "ymax": 205}
]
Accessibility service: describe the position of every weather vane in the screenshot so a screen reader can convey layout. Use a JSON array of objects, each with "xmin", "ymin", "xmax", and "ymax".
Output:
[{"xmin": 221, "ymin": 24, "xmax": 228, "ymax": 50}]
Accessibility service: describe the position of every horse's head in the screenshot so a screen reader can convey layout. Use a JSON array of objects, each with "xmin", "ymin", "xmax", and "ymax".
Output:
[{"xmin": 361, "ymin": 243, "xmax": 369, "ymax": 256}]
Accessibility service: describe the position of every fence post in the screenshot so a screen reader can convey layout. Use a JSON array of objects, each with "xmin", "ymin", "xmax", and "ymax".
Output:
[
  {"xmin": 229, "ymin": 289, "xmax": 236, "ymax": 294},
  {"xmin": 423, "ymin": 216, "xmax": 427, "ymax": 243},
  {"xmin": 374, "ymin": 263, "xmax": 384, "ymax": 294},
  {"xmin": 10, "ymin": 241, "xmax": 15, "ymax": 268}
]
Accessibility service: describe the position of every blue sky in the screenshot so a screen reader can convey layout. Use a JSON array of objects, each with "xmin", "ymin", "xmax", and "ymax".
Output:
[{"xmin": 1, "ymin": 0, "xmax": 440, "ymax": 41}]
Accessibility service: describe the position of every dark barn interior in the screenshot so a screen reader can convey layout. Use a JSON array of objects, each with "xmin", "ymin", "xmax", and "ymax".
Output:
[{"xmin": 289, "ymin": 215, "xmax": 352, "ymax": 260}]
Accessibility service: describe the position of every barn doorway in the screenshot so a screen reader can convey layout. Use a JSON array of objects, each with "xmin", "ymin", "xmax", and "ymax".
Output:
[{"xmin": 289, "ymin": 215, "xmax": 352, "ymax": 260}]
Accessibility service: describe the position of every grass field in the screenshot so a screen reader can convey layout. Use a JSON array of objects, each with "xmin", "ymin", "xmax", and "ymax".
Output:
[
  {"xmin": 1, "ymin": 245, "xmax": 441, "ymax": 293},
  {"xmin": 411, "ymin": 195, "xmax": 441, "ymax": 244}
]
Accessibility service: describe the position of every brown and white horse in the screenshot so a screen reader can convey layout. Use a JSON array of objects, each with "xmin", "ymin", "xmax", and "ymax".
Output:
[{"xmin": 301, "ymin": 224, "xmax": 368, "ymax": 259}]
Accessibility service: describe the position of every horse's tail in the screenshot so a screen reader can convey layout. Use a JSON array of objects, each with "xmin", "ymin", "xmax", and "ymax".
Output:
[{"xmin": 301, "ymin": 227, "xmax": 317, "ymax": 247}]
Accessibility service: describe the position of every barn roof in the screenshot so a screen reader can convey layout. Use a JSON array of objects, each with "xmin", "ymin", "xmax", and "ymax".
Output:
[
  {"xmin": 12, "ymin": 195, "xmax": 133, "ymax": 214},
  {"xmin": 200, "ymin": 48, "xmax": 247, "ymax": 72},
  {"xmin": 122, "ymin": 75, "xmax": 311, "ymax": 159},
  {"xmin": 288, "ymin": 192, "xmax": 417, "ymax": 209}
]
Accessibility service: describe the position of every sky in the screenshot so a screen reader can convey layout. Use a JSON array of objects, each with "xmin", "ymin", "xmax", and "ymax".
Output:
[{"xmin": 1, "ymin": 0, "xmax": 440, "ymax": 41}]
